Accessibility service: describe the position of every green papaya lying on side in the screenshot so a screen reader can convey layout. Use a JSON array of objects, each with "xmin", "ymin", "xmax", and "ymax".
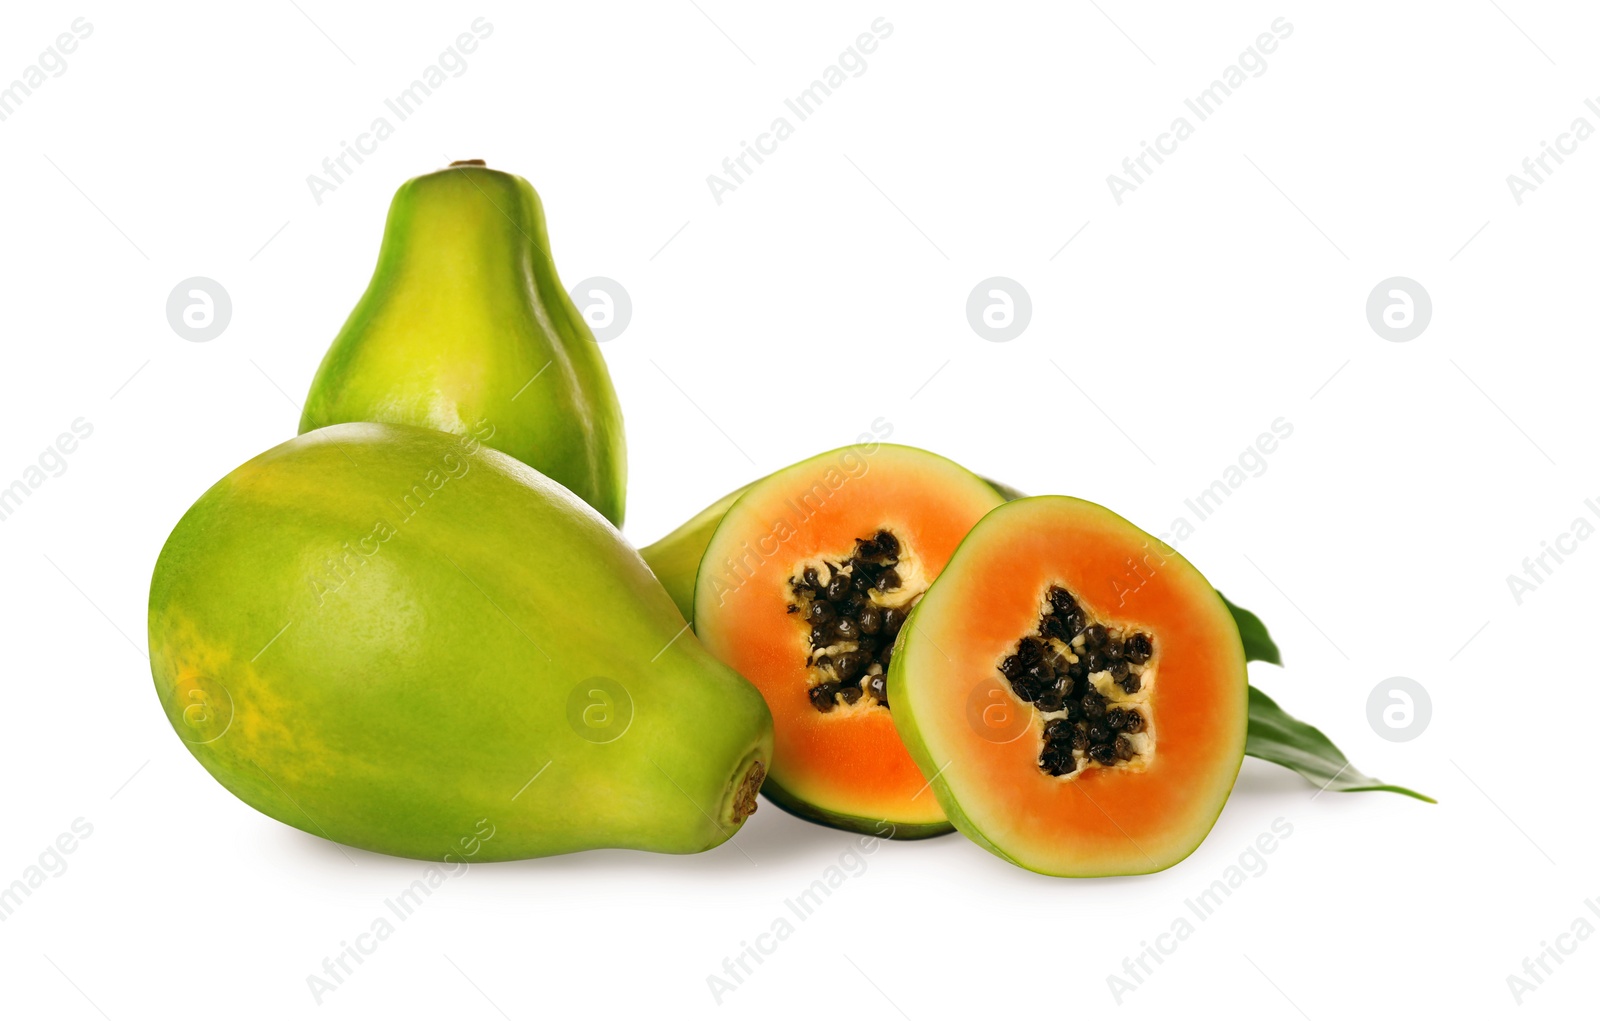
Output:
[{"xmin": 148, "ymin": 423, "xmax": 771, "ymax": 861}]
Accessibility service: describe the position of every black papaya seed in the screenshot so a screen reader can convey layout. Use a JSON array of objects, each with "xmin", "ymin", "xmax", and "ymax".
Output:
[
  {"xmin": 882, "ymin": 607, "xmax": 906, "ymax": 637},
  {"xmin": 1040, "ymin": 744, "xmax": 1076, "ymax": 776},
  {"xmin": 826, "ymin": 573, "xmax": 851, "ymax": 602},
  {"xmin": 809, "ymin": 684, "xmax": 839, "ymax": 712},
  {"xmin": 1125, "ymin": 632, "xmax": 1153, "ymax": 664},
  {"xmin": 877, "ymin": 568, "xmax": 901, "ymax": 591},
  {"xmin": 834, "ymin": 652, "xmax": 867, "ymax": 683},
  {"xmin": 1034, "ymin": 683, "xmax": 1067, "ymax": 713},
  {"xmin": 858, "ymin": 604, "xmax": 883, "ymax": 635},
  {"xmin": 1056, "ymin": 675, "xmax": 1079, "ymax": 703},
  {"xmin": 874, "ymin": 530, "xmax": 899, "ymax": 558},
  {"xmin": 806, "ymin": 601, "xmax": 835, "ymax": 625}
]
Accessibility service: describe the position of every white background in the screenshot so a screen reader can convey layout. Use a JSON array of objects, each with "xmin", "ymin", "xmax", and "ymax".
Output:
[{"xmin": 1, "ymin": 2, "xmax": 1593, "ymax": 1017}]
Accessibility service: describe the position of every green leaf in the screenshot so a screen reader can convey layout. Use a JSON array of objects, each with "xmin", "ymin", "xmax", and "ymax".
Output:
[
  {"xmin": 1221, "ymin": 591, "xmax": 1282, "ymax": 666},
  {"xmin": 1246, "ymin": 685, "xmax": 1434, "ymax": 803}
]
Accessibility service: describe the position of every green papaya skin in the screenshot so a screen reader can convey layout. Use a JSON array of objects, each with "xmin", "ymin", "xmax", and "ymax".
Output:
[
  {"xmin": 149, "ymin": 423, "xmax": 770, "ymax": 861},
  {"xmin": 301, "ymin": 163, "xmax": 627, "ymax": 525},
  {"xmin": 758, "ymin": 779, "xmax": 947, "ymax": 840},
  {"xmin": 639, "ymin": 484, "xmax": 749, "ymax": 620}
]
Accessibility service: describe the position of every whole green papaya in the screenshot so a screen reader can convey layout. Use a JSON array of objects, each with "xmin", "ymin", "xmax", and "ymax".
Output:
[
  {"xmin": 148, "ymin": 423, "xmax": 770, "ymax": 861},
  {"xmin": 301, "ymin": 162, "xmax": 627, "ymax": 525}
]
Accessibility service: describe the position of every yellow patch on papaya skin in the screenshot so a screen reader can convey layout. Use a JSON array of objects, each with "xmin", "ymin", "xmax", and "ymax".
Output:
[{"xmin": 150, "ymin": 612, "xmax": 335, "ymax": 793}]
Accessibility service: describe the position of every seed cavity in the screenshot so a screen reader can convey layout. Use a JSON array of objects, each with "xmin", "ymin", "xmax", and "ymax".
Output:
[
  {"xmin": 998, "ymin": 584, "xmax": 1156, "ymax": 778},
  {"xmin": 789, "ymin": 529, "xmax": 919, "ymax": 713}
]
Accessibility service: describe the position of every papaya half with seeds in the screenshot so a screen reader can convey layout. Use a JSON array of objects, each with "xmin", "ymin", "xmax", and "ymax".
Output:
[
  {"xmin": 301, "ymin": 162, "xmax": 627, "ymax": 525},
  {"xmin": 888, "ymin": 495, "xmax": 1247, "ymax": 876},
  {"xmin": 148, "ymin": 423, "xmax": 770, "ymax": 861},
  {"xmin": 687, "ymin": 443, "xmax": 1006, "ymax": 838}
]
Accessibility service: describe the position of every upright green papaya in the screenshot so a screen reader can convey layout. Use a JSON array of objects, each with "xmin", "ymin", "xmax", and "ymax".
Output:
[
  {"xmin": 148, "ymin": 423, "xmax": 770, "ymax": 861},
  {"xmin": 301, "ymin": 162, "xmax": 627, "ymax": 525}
]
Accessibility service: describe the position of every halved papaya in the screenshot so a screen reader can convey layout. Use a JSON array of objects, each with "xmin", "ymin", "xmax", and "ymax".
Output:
[
  {"xmin": 692, "ymin": 443, "xmax": 1005, "ymax": 837},
  {"xmin": 888, "ymin": 495, "xmax": 1247, "ymax": 875}
]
